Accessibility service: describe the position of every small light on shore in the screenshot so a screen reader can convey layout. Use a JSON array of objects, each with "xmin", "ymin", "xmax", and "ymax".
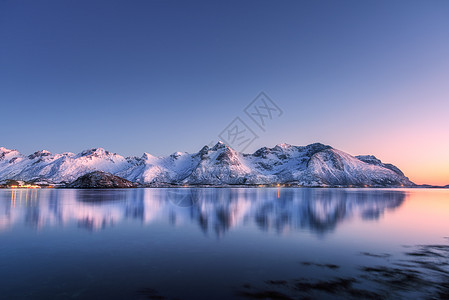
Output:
[{"xmin": 9, "ymin": 185, "xmax": 41, "ymax": 189}]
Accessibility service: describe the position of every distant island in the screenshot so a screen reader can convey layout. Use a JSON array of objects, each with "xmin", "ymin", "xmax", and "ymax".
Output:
[{"xmin": 0, "ymin": 142, "xmax": 428, "ymax": 188}]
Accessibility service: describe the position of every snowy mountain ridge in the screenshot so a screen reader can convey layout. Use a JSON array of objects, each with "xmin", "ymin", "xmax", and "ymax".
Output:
[{"xmin": 0, "ymin": 142, "xmax": 414, "ymax": 187}]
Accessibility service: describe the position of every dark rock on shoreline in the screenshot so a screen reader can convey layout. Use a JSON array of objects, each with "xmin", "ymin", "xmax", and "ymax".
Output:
[{"xmin": 66, "ymin": 171, "xmax": 137, "ymax": 188}]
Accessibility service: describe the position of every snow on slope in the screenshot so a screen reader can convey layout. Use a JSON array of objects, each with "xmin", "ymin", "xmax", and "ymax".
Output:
[
  {"xmin": 116, "ymin": 151, "xmax": 200, "ymax": 184},
  {"xmin": 0, "ymin": 143, "xmax": 414, "ymax": 187},
  {"xmin": 185, "ymin": 142, "xmax": 254, "ymax": 185},
  {"xmin": 0, "ymin": 148, "xmax": 129, "ymax": 183},
  {"xmin": 307, "ymin": 148, "xmax": 408, "ymax": 186}
]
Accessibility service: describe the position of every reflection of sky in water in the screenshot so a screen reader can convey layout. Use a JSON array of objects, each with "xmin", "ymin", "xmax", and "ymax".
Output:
[
  {"xmin": 0, "ymin": 188, "xmax": 406, "ymax": 235},
  {"xmin": 0, "ymin": 188, "xmax": 448, "ymax": 299}
]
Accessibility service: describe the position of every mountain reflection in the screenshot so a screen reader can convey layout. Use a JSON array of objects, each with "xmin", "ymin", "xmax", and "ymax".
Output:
[{"xmin": 0, "ymin": 188, "xmax": 406, "ymax": 236}]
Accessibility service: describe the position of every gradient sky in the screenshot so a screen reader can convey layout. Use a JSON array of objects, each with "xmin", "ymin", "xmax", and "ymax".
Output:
[{"xmin": 1, "ymin": 0, "xmax": 449, "ymax": 185}]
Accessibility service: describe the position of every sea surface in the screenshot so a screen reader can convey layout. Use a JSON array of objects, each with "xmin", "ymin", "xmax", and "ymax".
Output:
[{"xmin": 0, "ymin": 188, "xmax": 448, "ymax": 299}]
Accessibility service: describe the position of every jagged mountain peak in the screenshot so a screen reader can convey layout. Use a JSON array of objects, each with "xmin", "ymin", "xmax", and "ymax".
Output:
[
  {"xmin": 196, "ymin": 142, "xmax": 236, "ymax": 159},
  {"xmin": 0, "ymin": 147, "xmax": 21, "ymax": 161},
  {"xmin": 28, "ymin": 150, "xmax": 52, "ymax": 160},
  {"xmin": 0, "ymin": 147, "xmax": 19, "ymax": 154},
  {"xmin": 274, "ymin": 143, "xmax": 293, "ymax": 149},
  {"xmin": 252, "ymin": 142, "xmax": 330, "ymax": 160},
  {"xmin": 270, "ymin": 144, "xmax": 296, "ymax": 157},
  {"xmin": 78, "ymin": 148, "xmax": 113, "ymax": 158},
  {"xmin": 215, "ymin": 147, "xmax": 239, "ymax": 163},
  {"xmin": 252, "ymin": 147, "xmax": 272, "ymax": 158},
  {"xmin": 304, "ymin": 142, "xmax": 332, "ymax": 151},
  {"xmin": 199, "ymin": 145, "xmax": 210, "ymax": 155},
  {"xmin": 170, "ymin": 151, "xmax": 187, "ymax": 159},
  {"xmin": 141, "ymin": 152, "xmax": 156, "ymax": 160},
  {"xmin": 207, "ymin": 142, "xmax": 240, "ymax": 165},
  {"xmin": 356, "ymin": 155, "xmax": 381, "ymax": 163},
  {"xmin": 211, "ymin": 141, "xmax": 232, "ymax": 151}
]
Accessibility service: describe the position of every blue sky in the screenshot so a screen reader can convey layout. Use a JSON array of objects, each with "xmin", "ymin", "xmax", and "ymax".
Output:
[{"xmin": 1, "ymin": 0, "xmax": 449, "ymax": 183}]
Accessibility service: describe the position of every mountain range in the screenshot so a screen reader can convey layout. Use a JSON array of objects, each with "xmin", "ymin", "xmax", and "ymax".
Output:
[{"xmin": 0, "ymin": 142, "xmax": 414, "ymax": 187}]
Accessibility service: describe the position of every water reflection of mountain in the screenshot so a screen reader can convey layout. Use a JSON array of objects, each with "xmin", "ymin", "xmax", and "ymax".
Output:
[{"xmin": 0, "ymin": 188, "xmax": 406, "ymax": 236}]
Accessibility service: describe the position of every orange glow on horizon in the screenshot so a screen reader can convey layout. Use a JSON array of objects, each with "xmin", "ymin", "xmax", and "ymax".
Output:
[{"xmin": 335, "ymin": 127, "xmax": 449, "ymax": 186}]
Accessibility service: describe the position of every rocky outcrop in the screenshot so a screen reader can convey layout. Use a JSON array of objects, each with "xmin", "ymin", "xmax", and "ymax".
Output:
[{"xmin": 66, "ymin": 171, "xmax": 137, "ymax": 188}]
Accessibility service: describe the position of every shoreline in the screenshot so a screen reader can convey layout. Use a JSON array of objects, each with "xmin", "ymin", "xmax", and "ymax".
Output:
[{"xmin": 1, "ymin": 185, "xmax": 446, "ymax": 189}]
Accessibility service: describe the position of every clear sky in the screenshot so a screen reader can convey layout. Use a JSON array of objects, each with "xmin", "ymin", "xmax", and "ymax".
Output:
[{"xmin": 1, "ymin": 0, "xmax": 448, "ymax": 185}]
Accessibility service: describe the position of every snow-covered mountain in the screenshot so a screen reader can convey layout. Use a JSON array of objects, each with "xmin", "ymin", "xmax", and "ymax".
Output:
[{"xmin": 0, "ymin": 143, "xmax": 414, "ymax": 187}]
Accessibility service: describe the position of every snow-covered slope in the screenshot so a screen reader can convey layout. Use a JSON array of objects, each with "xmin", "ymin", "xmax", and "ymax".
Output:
[{"xmin": 0, "ymin": 143, "xmax": 414, "ymax": 187}]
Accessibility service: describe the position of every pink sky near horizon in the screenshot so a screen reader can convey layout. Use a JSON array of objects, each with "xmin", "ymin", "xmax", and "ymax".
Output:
[
  {"xmin": 266, "ymin": 57, "xmax": 449, "ymax": 186},
  {"xmin": 343, "ymin": 84, "xmax": 449, "ymax": 186}
]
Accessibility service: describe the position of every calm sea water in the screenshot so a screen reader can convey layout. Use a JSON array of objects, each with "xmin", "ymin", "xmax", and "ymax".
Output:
[{"xmin": 0, "ymin": 188, "xmax": 448, "ymax": 299}]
